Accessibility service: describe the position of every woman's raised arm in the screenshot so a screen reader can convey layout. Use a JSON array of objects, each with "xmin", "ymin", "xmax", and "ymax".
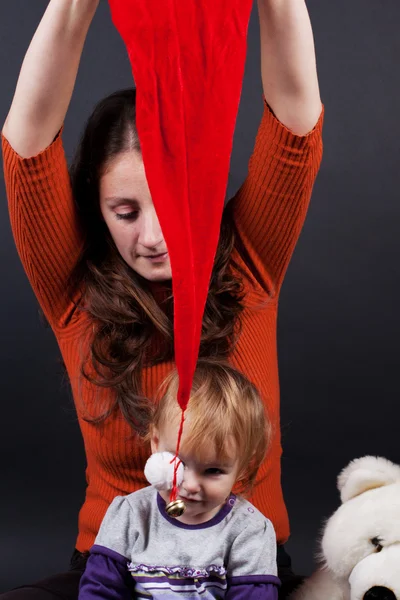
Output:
[
  {"xmin": 258, "ymin": 0, "xmax": 322, "ymax": 135},
  {"xmin": 2, "ymin": 0, "xmax": 99, "ymax": 157},
  {"xmin": 230, "ymin": 0, "xmax": 323, "ymax": 295}
]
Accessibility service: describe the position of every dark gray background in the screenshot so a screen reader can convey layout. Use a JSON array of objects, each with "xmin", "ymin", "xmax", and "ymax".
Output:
[{"xmin": 1, "ymin": 0, "xmax": 399, "ymax": 591}]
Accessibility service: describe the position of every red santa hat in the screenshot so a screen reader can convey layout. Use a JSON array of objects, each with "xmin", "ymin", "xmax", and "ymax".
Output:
[{"xmin": 108, "ymin": 0, "xmax": 253, "ymax": 507}]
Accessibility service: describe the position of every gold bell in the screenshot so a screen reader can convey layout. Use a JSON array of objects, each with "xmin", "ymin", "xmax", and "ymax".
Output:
[{"xmin": 166, "ymin": 498, "xmax": 186, "ymax": 518}]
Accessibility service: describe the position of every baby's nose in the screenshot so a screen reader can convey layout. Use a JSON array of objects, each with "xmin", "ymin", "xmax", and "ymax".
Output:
[{"xmin": 182, "ymin": 469, "xmax": 201, "ymax": 494}]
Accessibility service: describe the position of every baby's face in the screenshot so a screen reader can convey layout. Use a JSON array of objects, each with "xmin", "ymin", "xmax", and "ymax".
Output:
[{"xmin": 151, "ymin": 425, "xmax": 239, "ymax": 525}]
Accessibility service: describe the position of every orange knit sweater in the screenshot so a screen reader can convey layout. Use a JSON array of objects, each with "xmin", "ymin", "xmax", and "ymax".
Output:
[{"xmin": 2, "ymin": 102, "xmax": 323, "ymax": 550}]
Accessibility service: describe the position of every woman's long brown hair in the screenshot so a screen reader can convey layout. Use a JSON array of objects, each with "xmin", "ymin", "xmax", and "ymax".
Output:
[{"xmin": 69, "ymin": 89, "xmax": 246, "ymax": 435}]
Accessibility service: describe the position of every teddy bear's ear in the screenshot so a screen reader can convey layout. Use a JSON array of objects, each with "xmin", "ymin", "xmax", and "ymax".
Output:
[{"xmin": 338, "ymin": 456, "xmax": 400, "ymax": 502}]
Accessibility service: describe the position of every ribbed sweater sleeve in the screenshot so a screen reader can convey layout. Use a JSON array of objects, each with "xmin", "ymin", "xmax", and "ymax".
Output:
[
  {"xmin": 2, "ymin": 131, "xmax": 83, "ymax": 330},
  {"xmin": 231, "ymin": 102, "xmax": 324, "ymax": 296}
]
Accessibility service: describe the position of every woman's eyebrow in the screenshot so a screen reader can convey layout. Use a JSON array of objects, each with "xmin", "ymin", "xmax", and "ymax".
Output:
[{"xmin": 104, "ymin": 196, "xmax": 140, "ymax": 208}]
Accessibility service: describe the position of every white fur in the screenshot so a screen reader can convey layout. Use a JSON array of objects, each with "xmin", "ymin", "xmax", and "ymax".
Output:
[
  {"xmin": 290, "ymin": 456, "xmax": 400, "ymax": 600},
  {"xmin": 144, "ymin": 451, "xmax": 184, "ymax": 491},
  {"xmin": 291, "ymin": 568, "xmax": 350, "ymax": 600},
  {"xmin": 349, "ymin": 543, "xmax": 400, "ymax": 600},
  {"xmin": 338, "ymin": 456, "xmax": 400, "ymax": 502}
]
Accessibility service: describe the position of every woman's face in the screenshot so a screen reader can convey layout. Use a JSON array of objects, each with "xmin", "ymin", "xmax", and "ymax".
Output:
[{"xmin": 100, "ymin": 150, "xmax": 172, "ymax": 282}]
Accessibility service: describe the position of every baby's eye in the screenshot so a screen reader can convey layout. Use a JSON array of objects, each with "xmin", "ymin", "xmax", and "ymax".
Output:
[
  {"xmin": 204, "ymin": 468, "xmax": 224, "ymax": 476},
  {"xmin": 370, "ymin": 537, "xmax": 383, "ymax": 552}
]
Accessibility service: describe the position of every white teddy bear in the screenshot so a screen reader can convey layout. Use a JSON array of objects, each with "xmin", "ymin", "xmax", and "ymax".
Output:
[{"xmin": 290, "ymin": 456, "xmax": 400, "ymax": 600}]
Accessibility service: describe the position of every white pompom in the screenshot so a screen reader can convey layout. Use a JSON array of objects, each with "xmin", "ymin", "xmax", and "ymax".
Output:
[{"xmin": 144, "ymin": 452, "xmax": 184, "ymax": 491}]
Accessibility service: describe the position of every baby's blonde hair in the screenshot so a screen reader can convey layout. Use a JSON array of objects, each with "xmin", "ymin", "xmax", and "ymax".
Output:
[{"xmin": 150, "ymin": 359, "xmax": 271, "ymax": 494}]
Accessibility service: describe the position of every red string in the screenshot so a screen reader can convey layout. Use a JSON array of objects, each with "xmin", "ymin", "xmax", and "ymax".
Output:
[{"xmin": 169, "ymin": 408, "xmax": 185, "ymax": 502}]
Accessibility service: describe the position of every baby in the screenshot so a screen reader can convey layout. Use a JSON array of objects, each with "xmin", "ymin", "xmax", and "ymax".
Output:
[{"xmin": 79, "ymin": 360, "xmax": 280, "ymax": 598}]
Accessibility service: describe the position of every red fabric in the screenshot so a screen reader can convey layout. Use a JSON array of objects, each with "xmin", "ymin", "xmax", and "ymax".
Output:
[{"xmin": 108, "ymin": 0, "xmax": 252, "ymax": 412}]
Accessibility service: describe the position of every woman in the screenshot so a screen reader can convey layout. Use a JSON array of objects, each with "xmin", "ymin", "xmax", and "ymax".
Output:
[{"xmin": 1, "ymin": 0, "xmax": 323, "ymax": 597}]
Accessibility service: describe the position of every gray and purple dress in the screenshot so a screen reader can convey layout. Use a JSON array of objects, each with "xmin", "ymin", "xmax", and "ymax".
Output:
[{"xmin": 78, "ymin": 486, "xmax": 280, "ymax": 599}]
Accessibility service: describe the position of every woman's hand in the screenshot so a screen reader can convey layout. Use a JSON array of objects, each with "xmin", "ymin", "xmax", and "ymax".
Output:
[
  {"xmin": 2, "ymin": 0, "xmax": 100, "ymax": 158},
  {"xmin": 257, "ymin": 0, "xmax": 322, "ymax": 135}
]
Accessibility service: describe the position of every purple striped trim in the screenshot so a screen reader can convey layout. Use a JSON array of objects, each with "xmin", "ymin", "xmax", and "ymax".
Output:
[
  {"xmin": 131, "ymin": 574, "xmax": 227, "ymax": 586},
  {"xmin": 135, "ymin": 581, "xmax": 227, "ymax": 594},
  {"xmin": 128, "ymin": 563, "xmax": 226, "ymax": 578},
  {"xmin": 157, "ymin": 493, "xmax": 236, "ymax": 529},
  {"xmin": 228, "ymin": 574, "xmax": 281, "ymax": 587}
]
